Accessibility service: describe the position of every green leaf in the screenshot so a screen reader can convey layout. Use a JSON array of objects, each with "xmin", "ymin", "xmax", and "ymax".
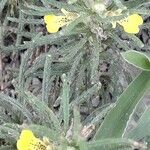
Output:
[
  {"xmin": 83, "ymin": 104, "xmax": 114, "ymax": 126},
  {"xmin": 7, "ymin": 17, "xmax": 43, "ymax": 25},
  {"xmin": 90, "ymin": 35, "xmax": 101, "ymax": 84},
  {"xmin": 62, "ymin": 74, "xmax": 70, "ymax": 132},
  {"xmin": 122, "ymin": 50, "xmax": 150, "ymax": 71},
  {"xmin": 124, "ymin": 0, "xmax": 150, "ymax": 8},
  {"xmin": 94, "ymin": 71, "xmax": 150, "ymax": 139},
  {"xmin": 68, "ymin": 52, "xmax": 83, "ymax": 83},
  {"xmin": 70, "ymin": 82, "xmax": 101, "ymax": 108},
  {"xmin": 0, "ymin": 93, "xmax": 32, "ymax": 122},
  {"xmin": 125, "ymin": 108, "xmax": 150, "ymax": 140},
  {"xmin": 72, "ymin": 106, "xmax": 81, "ymax": 141},
  {"xmin": 59, "ymin": 38, "xmax": 87, "ymax": 62},
  {"xmin": 0, "ymin": 146, "xmax": 15, "ymax": 150},
  {"xmin": 88, "ymin": 138, "xmax": 146, "ymax": 150},
  {"xmin": 27, "ymin": 124, "xmax": 60, "ymax": 141},
  {"xmin": 126, "ymin": 34, "xmax": 144, "ymax": 48},
  {"xmin": 42, "ymin": 55, "xmax": 52, "ymax": 104},
  {"xmin": 17, "ymin": 90, "xmax": 61, "ymax": 131},
  {"xmin": 0, "ymin": 123, "xmax": 20, "ymax": 144}
]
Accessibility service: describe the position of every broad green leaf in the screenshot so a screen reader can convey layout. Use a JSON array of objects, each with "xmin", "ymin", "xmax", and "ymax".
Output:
[
  {"xmin": 88, "ymin": 138, "xmax": 146, "ymax": 150},
  {"xmin": 94, "ymin": 71, "xmax": 150, "ymax": 139},
  {"xmin": 125, "ymin": 108, "xmax": 150, "ymax": 140},
  {"xmin": 121, "ymin": 50, "xmax": 150, "ymax": 71}
]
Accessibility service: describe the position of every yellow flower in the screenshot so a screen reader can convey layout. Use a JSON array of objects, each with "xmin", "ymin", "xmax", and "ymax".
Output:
[
  {"xmin": 111, "ymin": 13, "xmax": 143, "ymax": 34},
  {"xmin": 17, "ymin": 130, "xmax": 54, "ymax": 150},
  {"xmin": 117, "ymin": 14, "xmax": 143, "ymax": 34},
  {"xmin": 44, "ymin": 8, "xmax": 79, "ymax": 33}
]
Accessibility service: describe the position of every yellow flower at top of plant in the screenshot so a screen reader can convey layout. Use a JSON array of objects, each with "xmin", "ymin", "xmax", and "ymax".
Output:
[
  {"xmin": 44, "ymin": 8, "xmax": 80, "ymax": 33},
  {"xmin": 17, "ymin": 130, "xmax": 54, "ymax": 150},
  {"xmin": 117, "ymin": 14, "xmax": 143, "ymax": 34},
  {"xmin": 107, "ymin": 9, "xmax": 143, "ymax": 34}
]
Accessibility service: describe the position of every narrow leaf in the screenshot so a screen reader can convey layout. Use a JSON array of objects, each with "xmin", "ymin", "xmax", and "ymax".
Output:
[
  {"xmin": 0, "ymin": 93, "xmax": 32, "ymax": 122},
  {"xmin": 42, "ymin": 55, "xmax": 52, "ymax": 104},
  {"xmin": 27, "ymin": 124, "xmax": 60, "ymax": 141},
  {"xmin": 73, "ymin": 106, "xmax": 81, "ymax": 141},
  {"xmin": 62, "ymin": 74, "xmax": 70, "ymax": 131}
]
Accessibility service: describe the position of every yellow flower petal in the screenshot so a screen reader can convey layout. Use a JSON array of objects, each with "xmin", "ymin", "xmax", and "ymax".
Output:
[
  {"xmin": 17, "ymin": 130, "xmax": 35, "ymax": 150},
  {"xmin": 17, "ymin": 139, "xmax": 28, "ymax": 150},
  {"xmin": 127, "ymin": 14, "xmax": 143, "ymax": 25},
  {"xmin": 19, "ymin": 130, "xmax": 34, "ymax": 140},
  {"xmin": 44, "ymin": 15, "xmax": 70, "ymax": 33},
  {"xmin": 44, "ymin": 8, "xmax": 79, "ymax": 33},
  {"xmin": 17, "ymin": 130, "xmax": 47, "ymax": 150},
  {"xmin": 118, "ymin": 14, "xmax": 143, "ymax": 34},
  {"xmin": 123, "ymin": 24, "xmax": 140, "ymax": 34},
  {"xmin": 44, "ymin": 15, "xmax": 65, "ymax": 24},
  {"xmin": 44, "ymin": 15, "xmax": 57, "ymax": 24},
  {"xmin": 46, "ymin": 24, "xmax": 60, "ymax": 33}
]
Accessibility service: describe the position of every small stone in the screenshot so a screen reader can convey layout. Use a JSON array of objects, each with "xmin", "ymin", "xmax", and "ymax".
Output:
[
  {"xmin": 92, "ymin": 96, "xmax": 100, "ymax": 107},
  {"xmin": 99, "ymin": 62, "xmax": 108, "ymax": 72},
  {"xmin": 32, "ymin": 78, "xmax": 41, "ymax": 85}
]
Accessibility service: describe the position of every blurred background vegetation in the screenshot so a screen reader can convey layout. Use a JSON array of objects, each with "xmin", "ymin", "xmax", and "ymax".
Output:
[{"xmin": 0, "ymin": 0, "xmax": 150, "ymax": 149}]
